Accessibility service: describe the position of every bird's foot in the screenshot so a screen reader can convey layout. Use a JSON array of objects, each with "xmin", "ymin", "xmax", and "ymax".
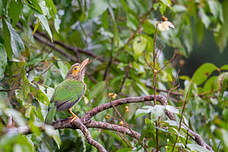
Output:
[{"xmin": 70, "ymin": 115, "xmax": 79, "ymax": 122}]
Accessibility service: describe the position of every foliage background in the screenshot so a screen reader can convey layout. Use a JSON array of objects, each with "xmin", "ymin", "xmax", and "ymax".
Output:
[{"xmin": 0, "ymin": 0, "xmax": 228, "ymax": 151}]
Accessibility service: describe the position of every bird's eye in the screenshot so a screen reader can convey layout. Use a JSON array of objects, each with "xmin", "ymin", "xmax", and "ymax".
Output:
[{"xmin": 74, "ymin": 67, "xmax": 77, "ymax": 70}]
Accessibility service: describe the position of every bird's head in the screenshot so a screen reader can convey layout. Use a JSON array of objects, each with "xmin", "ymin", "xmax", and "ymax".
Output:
[{"xmin": 66, "ymin": 58, "xmax": 89, "ymax": 81}]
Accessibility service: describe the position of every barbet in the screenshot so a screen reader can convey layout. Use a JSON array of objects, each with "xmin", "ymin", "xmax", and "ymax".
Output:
[{"xmin": 45, "ymin": 58, "xmax": 89, "ymax": 124}]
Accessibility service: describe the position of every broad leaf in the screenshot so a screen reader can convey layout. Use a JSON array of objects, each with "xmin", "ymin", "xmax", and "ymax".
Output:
[
  {"xmin": 0, "ymin": 44, "xmax": 7, "ymax": 80},
  {"xmin": 187, "ymin": 144, "xmax": 211, "ymax": 152},
  {"xmin": 88, "ymin": 0, "xmax": 109, "ymax": 19},
  {"xmin": 35, "ymin": 14, "xmax": 52, "ymax": 40},
  {"xmin": 192, "ymin": 63, "xmax": 217, "ymax": 85},
  {"xmin": 8, "ymin": 0, "xmax": 23, "ymax": 26},
  {"xmin": 133, "ymin": 36, "xmax": 148, "ymax": 56},
  {"xmin": 3, "ymin": 19, "xmax": 24, "ymax": 59}
]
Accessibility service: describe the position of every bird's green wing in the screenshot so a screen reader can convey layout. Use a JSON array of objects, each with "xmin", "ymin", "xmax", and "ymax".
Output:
[{"xmin": 51, "ymin": 79, "xmax": 84, "ymax": 111}]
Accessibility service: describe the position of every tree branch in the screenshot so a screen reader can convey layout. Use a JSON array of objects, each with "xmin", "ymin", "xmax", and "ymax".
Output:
[
  {"xmin": 73, "ymin": 119, "xmax": 107, "ymax": 152},
  {"xmin": 82, "ymin": 95, "xmax": 167, "ymax": 122},
  {"xmin": 6, "ymin": 95, "xmax": 213, "ymax": 151},
  {"xmin": 35, "ymin": 31, "xmax": 105, "ymax": 63}
]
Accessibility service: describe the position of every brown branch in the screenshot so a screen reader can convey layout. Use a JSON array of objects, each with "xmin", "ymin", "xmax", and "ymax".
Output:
[
  {"xmin": 82, "ymin": 95, "xmax": 167, "ymax": 122},
  {"xmin": 35, "ymin": 31, "xmax": 105, "ymax": 63},
  {"xmin": 6, "ymin": 95, "xmax": 213, "ymax": 151},
  {"xmin": 33, "ymin": 34, "xmax": 78, "ymax": 62},
  {"xmin": 72, "ymin": 119, "xmax": 107, "ymax": 152},
  {"xmin": 118, "ymin": 63, "xmax": 131, "ymax": 94}
]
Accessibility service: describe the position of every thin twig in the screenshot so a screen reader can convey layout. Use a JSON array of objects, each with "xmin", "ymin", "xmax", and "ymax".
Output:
[
  {"xmin": 118, "ymin": 63, "xmax": 131, "ymax": 93},
  {"xmin": 171, "ymin": 84, "xmax": 191, "ymax": 152},
  {"xmin": 73, "ymin": 119, "xmax": 107, "ymax": 152}
]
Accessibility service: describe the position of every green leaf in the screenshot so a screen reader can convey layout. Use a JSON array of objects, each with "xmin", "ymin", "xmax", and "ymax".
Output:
[
  {"xmin": 222, "ymin": 129, "xmax": 228, "ymax": 149},
  {"xmin": 203, "ymin": 76, "xmax": 218, "ymax": 92},
  {"xmin": 133, "ymin": 35, "xmax": 148, "ymax": 56},
  {"xmin": 143, "ymin": 20, "xmax": 155, "ymax": 34},
  {"xmin": 54, "ymin": 14, "xmax": 61, "ymax": 33},
  {"xmin": 199, "ymin": 7, "xmax": 210, "ymax": 28},
  {"xmin": 45, "ymin": 0, "xmax": 57, "ymax": 18},
  {"xmin": 160, "ymin": 0, "xmax": 172, "ymax": 7},
  {"xmin": 57, "ymin": 61, "xmax": 69, "ymax": 79},
  {"xmin": 24, "ymin": 0, "xmax": 43, "ymax": 14},
  {"xmin": 35, "ymin": 14, "xmax": 52, "ymax": 40},
  {"xmin": 208, "ymin": 0, "xmax": 219, "ymax": 18},
  {"xmin": 0, "ymin": 0, "xmax": 4, "ymax": 16},
  {"xmin": 217, "ymin": 72, "xmax": 228, "ymax": 97},
  {"xmin": 192, "ymin": 63, "xmax": 217, "ymax": 85},
  {"xmin": 173, "ymin": 5, "xmax": 187, "ymax": 12},
  {"xmin": 127, "ymin": 13, "xmax": 139, "ymax": 30},
  {"xmin": 166, "ymin": 105, "xmax": 179, "ymax": 114},
  {"xmin": 135, "ymin": 106, "xmax": 152, "ymax": 118},
  {"xmin": 135, "ymin": 105, "xmax": 166, "ymax": 121},
  {"xmin": 0, "ymin": 44, "xmax": 7, "ymax": 80},
  {"xmin": 8, "ymin": 0, "xmax": 23, "ymax": 26},
  {"xmin": 25, "ymin": 0, "xmax": 43, "ymax": 14},
  {"xmin": 187, "ymin": 144, "xmax": 211, "ymax": 152},
  {"xmin": 3, "ymin": 19, "xmax": 25, "ymax": 59},
  {"xmin": 221, "ymin": 65, "xmax": 228, "ymax": 71},
  {"xmin": 45, "ymin": 125, "xmax": 61, "ymax": 148},
  {"xmin": 88, "ymin": 0, "xmax": 109, "ymax": 19},
  {"xmin": 5, "ymin": 109, "xmax": 26, "ymax": 127},
  {"xmin": 89, "ymin": 81, "xmax": 106, "ymax": 99}
]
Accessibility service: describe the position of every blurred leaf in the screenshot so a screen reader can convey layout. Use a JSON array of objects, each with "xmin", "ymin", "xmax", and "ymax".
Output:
[
  {"xmin": 187, "ymin": 144, "xmax": 211, "ymax": 152},
  {"xmin": 203, "ymin": 76, "xmax": 218, "ymax": 92},
  {"xmin": 5, "ymin": 109, "xmax": 26, "ymax": 127},
  {"xmin": 45, "ymin": 125, "xmax": 61, "ymax": 148},
  {"xmin": 208, "ymin": 0, "xmax": 219, "ymax": 18},
  {"xmin": 192, "ymin": 63, "xmax": 217, "ymax": 85},
  {"xmin": 166, "ymin": 105, "xmax": 179, "ymax": 114},
  {"xmin": 127, "ymin": 13, "xmax": 139, "ymax": 30},
  {"xmin": 8, "ymin": 0, "xmax": 23, "ymax": 26},
  {"xmin": 215, "ymin": 0, "xmax": 228, "ymax": 52},
  {"xmin": 3, "ymin": 19, "xmax": 25, "ymax": 59},
  {"xmin": 0, "ymin": 0, "xmax": 4, "ymax": 16},
  {"xmin": 57, "ymin": 61, "xmax": 69, "ymax": 79},
  {"xmin": 88, "ymin": 0, "xmax": 109, "ymax": 19},
  {"xmin": 45, "ymin": 0, "xmax": 57, "ymax": 18},
  {"xmin": 35, "ymin": 14, "xmax": 52, "ymax": 40},
  {"xmin": 222, "ymin": 129, "xmax": 228, "ymax": 149},
  {"xmin": 221, "ymin": 65, "xmax": 228, "ymax": 71},
  {"xmin": 217, "ymin": 72, "xmax": 228, "ymax": 97},
  {"xmin": 54, "ymin": 14, "xmax": 61, "ymax": 32},
  {"xmin": 173, "ymin": 5, "xmax": 186, "ymax": 12},
  {"xmin": 160, "ymin": 0, "xmax": 172, "ymax": 7},
  {"xmin": 89, "ymin": 81, "xmax": 106, "ymax": 100},
  {"xmin": 133, "ymin": 35, "xmax": 147, "ymax": 56},
  {"xmin": 24, "ymin": 0, "xmax": 43, "ymax": 14},
  {"xmin": 135, "ymin": 105, "xmax": 165, "ymax": 121},
  {"xmin": 143, "ymin": 20, "xmax": 155, "ymax": 34},
  {"xmin": 199, "ymin": 7, "xmax": 210, "ymax": 28},
  {"xmin": 0, "ymin": 44, "xmax": 7, "ymax": 80}
]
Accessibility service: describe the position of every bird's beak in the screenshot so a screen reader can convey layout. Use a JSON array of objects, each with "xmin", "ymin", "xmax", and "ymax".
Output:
[{"xmin": 80, "ymin": 58, "xmax": 89, "ymax": 70}]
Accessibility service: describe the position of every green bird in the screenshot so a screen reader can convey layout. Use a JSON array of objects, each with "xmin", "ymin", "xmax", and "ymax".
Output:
[{"xmin": 45, "ymin": 58, "xmax": 89, "ymax": 124}]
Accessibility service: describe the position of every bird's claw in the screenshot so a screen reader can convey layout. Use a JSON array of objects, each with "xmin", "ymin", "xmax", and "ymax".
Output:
[{"xmin": 70, "ymin": 115, "xmax": 79, "ymax": 122}]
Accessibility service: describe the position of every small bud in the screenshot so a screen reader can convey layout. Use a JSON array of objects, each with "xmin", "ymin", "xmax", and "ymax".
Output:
[
  {"xmin": 119, "ymin": 121, "xmax": 124, "ymax": 126},
  {"xmin": 105, "ymin": 114, "xmax": 110, "ymax": 119},
  {"xmin": 154, "ymin": 69, "xmax": 158, "ymax": 73},
  {"xmin": 125, "ymin": 106, "xmax": 129, "ymax": 112},
  {"xmin": 112, "ymin": 93, "xmax": 117, "ymax": 99},
  {"xmin": 108, "ymin": 93, "xmax": 113, "ymax": 97},
  {"xmin": 179, "ymin": 59, "xmax": 185, "ymax": 67},
  {"xmin": 162, "ymin": 16, "xmax": 168, "ymax": 21}
]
